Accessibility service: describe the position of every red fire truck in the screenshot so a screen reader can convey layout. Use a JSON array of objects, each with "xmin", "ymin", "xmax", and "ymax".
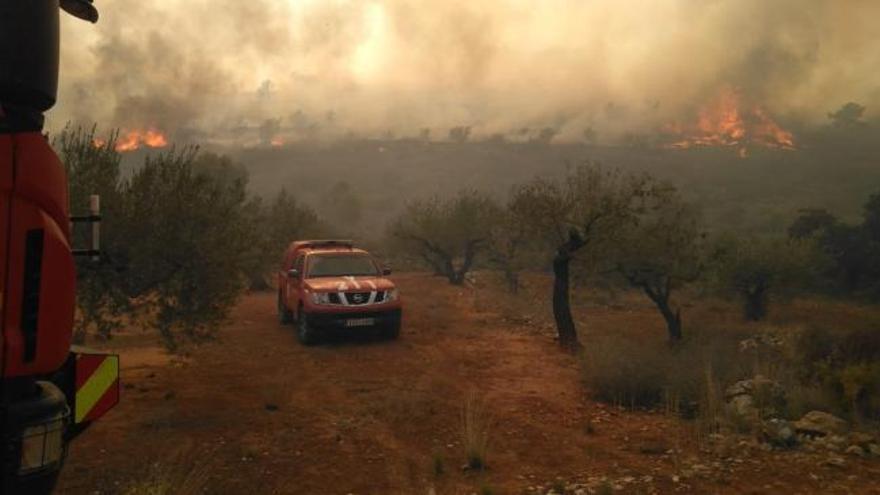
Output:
[{"xmin": 1, "ymin": 1, "xmax": 119, "ymax": 492}]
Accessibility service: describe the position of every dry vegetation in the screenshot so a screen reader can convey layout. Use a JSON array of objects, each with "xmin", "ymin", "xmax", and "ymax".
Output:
[
  {"xmin": 58, "ymin": 273, "xmax": 880, "ymax": 494},
  {"xmin": 58, "ymin": 122, "xmax": 880, "ymax": 493}
]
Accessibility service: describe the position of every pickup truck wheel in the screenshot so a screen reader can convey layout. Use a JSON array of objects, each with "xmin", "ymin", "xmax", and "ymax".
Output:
[
  {"xmin": 297, "ymin": 313, "xmax": 320, "ymax": 345},
  {"xmin": 277, "ymin": 293, "xmax": 293, "ymax": 325}
]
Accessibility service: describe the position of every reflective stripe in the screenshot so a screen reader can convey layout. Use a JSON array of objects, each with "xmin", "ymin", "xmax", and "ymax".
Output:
[{"xmin": 75, "ymin": 356, "xmax": 119, "ymax": 423}]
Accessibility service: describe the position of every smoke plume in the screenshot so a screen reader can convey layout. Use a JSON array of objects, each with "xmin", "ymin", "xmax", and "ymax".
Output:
[{"xmin": 50, "ymin": 0, "xmax": 880, "ymax": 145}]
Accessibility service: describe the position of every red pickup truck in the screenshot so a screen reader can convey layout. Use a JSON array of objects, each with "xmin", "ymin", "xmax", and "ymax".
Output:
[{"xmin": 277, "ymin": 240, "xmax": 402, "ymax": 344}]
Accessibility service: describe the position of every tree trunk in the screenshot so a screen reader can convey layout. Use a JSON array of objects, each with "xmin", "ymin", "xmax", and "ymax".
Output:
[
  {"xmin": 504, "ymin": 268, "xmax": 519, "ymax": 294},
  {"xmin": 657, "ymin": 296, "xmax": 683, "ymax": 342},
  {"xmin": 643, "ymin": 286, "xmax": 683, "ymax": 342},
  {"xmin": 744, "ymin": 288, "xmax": 767, "ymax": 321},
  {"xmin": 552, "ymin": 252, "xmax": 580, "ymax": 351}
]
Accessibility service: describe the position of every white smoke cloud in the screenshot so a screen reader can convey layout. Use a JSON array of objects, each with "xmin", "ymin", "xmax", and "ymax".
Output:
[{"xmin": 48, "ymin": 0, "xmax": 880, "ymax": 144}]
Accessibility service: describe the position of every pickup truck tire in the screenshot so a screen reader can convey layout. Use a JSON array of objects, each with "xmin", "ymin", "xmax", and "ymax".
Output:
[
  {"xmin": 296, "ymin": 312, "xmax": 321, "ymax": 345},
  {"xmin": 277, "ymin": 293, "xmax": 293, "ymax": 325}
]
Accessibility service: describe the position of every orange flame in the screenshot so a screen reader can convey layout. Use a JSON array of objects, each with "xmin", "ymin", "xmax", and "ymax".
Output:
[
  {"xmin": 664, "ymin": 86, "xmax": 794, "ymax": 155},
  {"xmin": 116, "ymin": 128, "xmax": 169, "ymax": 152},
  {"xmin": 270, "ymin": 136, "xmax": 284, "ymax": 147}
]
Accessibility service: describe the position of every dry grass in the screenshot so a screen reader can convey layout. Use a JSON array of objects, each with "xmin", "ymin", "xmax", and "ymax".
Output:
[
  {"xmin": 122, "ymin": 447, "xmax": 214, "ymax": 495},
  {"xmin": 460, "ymin": 392, "xmax": 491, "ymax": 471}
]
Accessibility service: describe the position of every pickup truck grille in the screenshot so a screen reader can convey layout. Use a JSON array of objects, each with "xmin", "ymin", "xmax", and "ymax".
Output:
[
  {"xmin": 344, "ymin": 292, "xmax": 372, "ymax": 305},
  {"xmin": 323, "ymin": 291, "xmax": 388, "ymax": 305}
]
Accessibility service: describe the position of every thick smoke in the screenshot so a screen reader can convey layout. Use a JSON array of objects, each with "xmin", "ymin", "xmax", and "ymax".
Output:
[{"xmin": 49, "ymin": 0, "xmax": 880, "ymax": 144}]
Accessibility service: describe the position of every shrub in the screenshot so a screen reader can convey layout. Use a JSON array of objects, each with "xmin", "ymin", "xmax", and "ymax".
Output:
[
  {"xmin": 581, "ymin": 336, "xmax": 670, "ymax": 409},
  {"xmin": 56, "ymin": 125, "xmax": 130, "ymax": 342},
  {"xmin": 581, "ymin": 330, "xmax": 746, "ymax": 422},
  {"xmin": 58, "ymin": 125, "xmax": 324, "ymax": 350},
  {"xmin": 787, "ymin": 325, "xmax": 880, "ymax": 421}
]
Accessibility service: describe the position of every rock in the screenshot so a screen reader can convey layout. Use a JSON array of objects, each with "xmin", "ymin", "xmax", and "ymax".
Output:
[
  {"xmin": 848, "ymin": 432, "xmax": 875, "ymax": 446},
  {"xmin": 725, "ymin": 376, "xmax": 784, "ymax": 401},
  {"xmin": 728, "ymin": 394, "xmax": 756, "ymax": 414},
  {"xmin": 845, "ymin": 445, "xmax": 866, "ymax": 457},
  {"xmin": 869, "ymin": 444, "xmax": 880, "ymax": 457},
  {"xmin": 794, "ymin": 411, "xmax": 849, "ymax": 437},
  {"xmin": 824, "ymin": 456, "xmax": 846, "ymax": 468},
  {"xmin": 762, "ymin": 419, "xmax": 797, "ymax": 448},
  {"xmin": 725, "ymin": 376, "xmax": 785, "ymax": 419}
]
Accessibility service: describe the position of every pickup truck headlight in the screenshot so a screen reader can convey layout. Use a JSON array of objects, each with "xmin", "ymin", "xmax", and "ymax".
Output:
[
  {"xmin": 310, "ymin": 292, "xmax": 332, "ymax": 305},
  {"xmin": 384, "ymin": 288, "xmax": 399, "ymax": 302}
]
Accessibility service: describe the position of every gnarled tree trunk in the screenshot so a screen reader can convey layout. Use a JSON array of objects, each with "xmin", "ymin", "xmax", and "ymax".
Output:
[
  {"xmin": 743, "ymin": 283, "xmax": 768, "ymax": 321},
  {"xmin": 552, "ymin": 251, "xmax": 580, "ymax": 351}
]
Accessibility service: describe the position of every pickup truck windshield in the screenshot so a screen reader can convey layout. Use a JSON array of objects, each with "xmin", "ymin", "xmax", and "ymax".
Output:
[{"xmin": 307, "ymin": 254, "xmax": 379, "ymax": 278}]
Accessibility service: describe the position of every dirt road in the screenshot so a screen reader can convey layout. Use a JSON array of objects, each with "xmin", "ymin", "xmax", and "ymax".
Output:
[{"xmin": 57, "ymin": 273, "xmax": 880, "ymax": 494}]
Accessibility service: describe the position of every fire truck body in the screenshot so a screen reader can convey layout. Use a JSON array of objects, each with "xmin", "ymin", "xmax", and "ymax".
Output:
[{"xmin": 1, "ymin": 1, "xmax": 118, "ymax": 492}]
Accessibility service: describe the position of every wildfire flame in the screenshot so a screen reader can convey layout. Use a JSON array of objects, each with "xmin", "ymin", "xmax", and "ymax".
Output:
[
  {"xmin": 664, "ymin": 86, "xmax": 794, "ymax": 155},
  {"xmin": 115, "ymin": 128, "xmax": 169, "ymax": 152},
  {"xmin": 270, "ymin": 136, "xmax": 284, "ymax": 147}
]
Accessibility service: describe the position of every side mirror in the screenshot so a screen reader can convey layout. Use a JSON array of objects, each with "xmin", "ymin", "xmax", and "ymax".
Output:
[
  {"xmin": 287, "ymin": 268, "xmax": 300, "ymax": 279},
  {"xmin": 382, "ymin": 267, "xmax": 392, "ymax": 276}
]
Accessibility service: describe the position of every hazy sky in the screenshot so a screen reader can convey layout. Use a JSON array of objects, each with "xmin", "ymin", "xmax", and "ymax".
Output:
[{"xmin": 50, "ymin": 0, "xmax": 880, "ymax": 144}]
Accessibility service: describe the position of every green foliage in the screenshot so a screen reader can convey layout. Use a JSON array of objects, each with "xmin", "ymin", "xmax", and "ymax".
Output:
[
  {"xmin": 55, "ymin": 125, "xmax": 129, "ymax": 342},
  {"xmin": 711, "ymin": 235, "xmax": 827, "ymax": 320},
  {"xmin": 789, "ymin": 192, "xmax": 880, "ymax": 298},
  {"xmin": 611, "ymin": 185, "xmax": 704, "ymax": 340},
  {"xmin": 242, "ymin": 189, "xmax": 323, "ymax": 290},
  {"xmin": 485, "ymin": 194, "xmax": 541, "ymax": 293},
  {"xmin": 510, "ymin": 164, "xmax": 671, "ymax": 349},
  {"xmin": 58, "ymin": 125, "xmax": 320, "ymax": 350},
  {"xmin": 121, "ymin": 146, "xmax": 254, "ymax": 349},
  {"xmin": 828, "ymin": 102, "xmax": 867, "ymax": 128},
  {"xmin": 510, "ymin": 164, "xmax": 658, "ymax": 261},
  {"xmin": 390, "ymin": 189, "xmax": 500, "ymax": 285},
  {"xmin": 791, "ymin": 325, "xmax": 880, "ymax": 421}
]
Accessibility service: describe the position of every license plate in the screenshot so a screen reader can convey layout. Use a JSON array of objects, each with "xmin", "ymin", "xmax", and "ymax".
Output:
[{"xmin": 345, "ymin": 318, "xmax": 375, "ymax": 327}]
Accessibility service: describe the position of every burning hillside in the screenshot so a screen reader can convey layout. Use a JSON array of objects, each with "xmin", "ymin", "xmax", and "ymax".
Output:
[{"xmin": 663, "ymin": 86, "xmax": 795, "ymax": 156}]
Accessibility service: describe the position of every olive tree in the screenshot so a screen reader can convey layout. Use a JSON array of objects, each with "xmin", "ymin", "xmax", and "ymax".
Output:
[
  {"xmin": 390, "ymin": 190, "xmax": 500, "ymax": 285},
  {"xmin": 242, "ymin": 188, "xmax": 323, "ymax": 290},
  {"xmin": 120, "ymin": 147, "xmax": 257, "ymax": 349},
  {"xmin": 610, "ymin": 188, "xmax": 704, "ymax": 342},
  {"xmin": 512, "ymin": 165, "xmax": 662, "ymax": 351},
  {"xmin": 486, "ymin": 196, "xmax": 538, "ymax": 294},
  {"xmin": 56, "ymin": 125, "xmax": 129, "ymax": 342},
  {"xmin": 713, "ymin": 236, "xmax": 826, "ymax": 321}
]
